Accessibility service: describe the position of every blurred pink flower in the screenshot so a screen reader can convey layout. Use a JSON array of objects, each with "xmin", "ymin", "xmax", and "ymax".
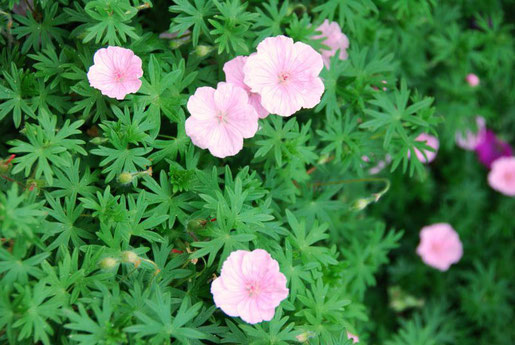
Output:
[
  {"xmin": 412, "ymin": 133, "xmax": 439, "ymax": 164},
  {"xmin": 416, "ymin": 223, "xmax": 463, "ymax": 271},
  {"xmin": 475, "ymin": 130, "xmax": 513, "ymax": 168},
  {"xmin": 466, "ymin": 73, "xmax": 480, "ymax": 87},
  {"xmin": 87, "ymin": 46, "xmax": 143, "ymax": 100},
  {"xmin": 313, "ymin": 20, "xmax": 350, "ymax": 68},
  {"xmin": 347, "ymin": 331, "xmax": 359, "ymax": 343},
  {"xmin": 223, "ymin": 56, "xmax": 269, "ymax": 118},
  {"xmin": 488, "ymin": 157, "xmax": 515, "ymax": 196},
  {"xmin": 185, "ymin": 82, "xmax": 259, "ymax": 158},
  {"xmin": 455, "ymin": 116, "xmax": 486, "ymax": 150},
  {"xmin": 244, "ymin": 35, "xmax": 324, "ymax": 117},
  {"xmin": 211, "ymin": 249, "xmax": 289, "ymax": 324}
]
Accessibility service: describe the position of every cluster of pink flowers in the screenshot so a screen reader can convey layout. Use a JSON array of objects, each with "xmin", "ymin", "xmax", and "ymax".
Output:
[
  {"xmin": 185, "ymin": 35, "xmax": 326, "ymax": 158},
  {"xmin": 455, "ymin": 116, "xmax": 514, "ymax": 196}
]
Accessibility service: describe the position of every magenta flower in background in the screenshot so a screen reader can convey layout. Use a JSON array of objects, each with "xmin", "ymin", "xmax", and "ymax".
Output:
[
  {"xmin": 466, "ymin": 73, "xmax": 480, "ymax": 87},
  {"xmin": 87, "ymin": 46, "xmax": 143, "ymax": 100},
  {"xmin": 412, "ymin": 133, "xmax": 439, "ymax": 164},
  {"xmin": 347, "ymin": 331, "xmax": 360, "ymax": 343},
  {"xmin": 211, "ymin": 249, "xmax": 289, "ymax": 324},
  {"xmin": 455, "ymin": 116, "xmax": 486, "ymax": 151},
  {"xmin": 475, "ymin": 130, "xmax": 513, "ymax": 168},
  {"xmin": 185, "ymin": 82, "xmax": 259, "ymax": 158},
  {"xmin": 244, "ymin": 35, "xmax": 325, "ymax": 117},
  {"xmin": 313, "ymin": 19, "xmax": 350, "ymax": 68},
  {"xmin": 416, "ymin": 223, "xmax": 463, "ymax": 271},
  {"xmin": 488, "ymin": 157, "xmax": 515, "ymax": 196},
  {"xmin": 223, "ymin": 56, "xmax": 269, "ymax": 119}
]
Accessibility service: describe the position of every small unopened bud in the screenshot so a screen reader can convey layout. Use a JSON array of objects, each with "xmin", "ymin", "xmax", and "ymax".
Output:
[
  {"xmin": 351, "ymin": 198, "xmax": 372, "ymax": 211},
  {"xmin": 118, "ymin": 172, "xmax": 134, "ymax": 185},
  {"xmin": 296, "ymin": 331, "xmax": 315, "ymax": 342},
  {"xmin": 99, "ymin": 257, "xmax": 118, "ymax": 269},
  {"xmin": 121, "ymin": 251, "xmax": 141, "ymax": 267},
  {"xmin": 195, "ymin": 45, "xmax": 213, "ymax": 57},
  {"xmin": 187, "ymin": 219, "xmax": 208, "ymax": 232},
  {"xmin": 90, "ymin": 137, "xmax": 109, "ymax": 145}
]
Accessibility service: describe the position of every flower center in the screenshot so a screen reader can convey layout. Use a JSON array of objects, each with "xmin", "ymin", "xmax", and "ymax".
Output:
[
  {"xmin": 246, "ymin": 282, "xmax": 260, "ymax": 297},
  {"xmin": 113, "ymin": 70, "xmax": 125, "ymax": 82},
  {"xmin": 278, "ymin": 72, "xmax": 291, "ymax": 84},
  {"xmin": 504, "ymin": 171, "xmax": 514, "ymax": 183},
  {"xmin": 216, "ymin": 111, "xmax": 227, "ymax": 123},
  {"xmin": 431, "ymin": 242, "xmax": 442, "ymax": 253}
]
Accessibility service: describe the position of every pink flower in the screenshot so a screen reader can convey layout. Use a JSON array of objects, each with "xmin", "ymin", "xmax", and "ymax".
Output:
[
  {"xmin": 185, "ymin": 82, "xmax": 259, "ymax": 158},
  {"xmin": 488, "ymin": 157, "xmax": 515, "ymax": 196},
  {"xmin": 412, "ymin": 133, "xmax": 439, "ymax": 164},
  {"xmin": 466, "ymin": 73, "xmax": 480, "ymax": 87},
  {"xmin": 211, "ymin": 249, "xmax": 289, "ymax": 324},
  {"xmin": 244, "ymin": 35, "xmax": 325, "ymax": 117},
  {"xmin": 455, "ymin": 116, "xmax": 486, "ymax": 151},
  {"xmin": 313, "ymin": 20, "xmax": 350, "ymax": 68},
  {"xmin": 416, "ymin": 223, "xmax": 463, "ymax": 271},
  {"xmin": 87, "ymin": 47, "xmax": 143, "ymax": 100},
  {"xmin": 347, "ymin": 331, "xmax": 359, "ymax": 343},
  {"xmin": 223, "ymin": 56, "xmax": 269, "ymax": 118}
]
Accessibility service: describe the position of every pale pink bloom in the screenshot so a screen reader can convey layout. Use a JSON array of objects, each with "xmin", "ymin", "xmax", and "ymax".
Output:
[
  {"xmin": 185, "ymin": 82, "xmax": 259, "ymax": 158},
  {"xmin": 416, "ymin": 223, "xmax": 463, "ymax": 271},
  {"xmin": 456, "ymin": 116, "xmax": 486, "ymax": 151},
  {"xmin": 313, "ymin": 20, "xmax": 350, "ymax": 68},
  {"xmin": 244, "ymin": 35, "xmax": 325, "ymax": 117},
  {"xmin": 488, "ymin": 157, "xmax": 515, "ymax": 196},
  {"xmin": 347, "ymin": 331, "xmax": 359, "ymax": 343},
  {"xmin": 87, "ymin": 46, "xmax": 143, "ymax": 100},
  {"xmin": 412, "ymin": 133, "xmax": 439, "ymax": 164},
  {"xmin": 211, "ymin": 249, "xmax": 289, "ymax": 324},
  {"xmin": 466, "ymin": 73, "xmax": 480, "ymax": 87},
  {"xmin": 223, "ymin": 56, "xmax": 269, "ymax": 118}
]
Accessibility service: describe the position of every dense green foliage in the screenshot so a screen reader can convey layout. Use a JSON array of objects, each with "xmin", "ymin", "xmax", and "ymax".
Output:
[{"xmin": 0, "ymin": 0, "xmax": 513, "ymax": 344}]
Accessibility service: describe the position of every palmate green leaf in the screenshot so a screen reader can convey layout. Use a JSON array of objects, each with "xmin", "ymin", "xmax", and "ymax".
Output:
[
  {"xmin": 0, "ymin": 63, "xmax": 36, "ymax": 127},
  {"xmin": 50, "ymin": 159, "xmax": 99, "ymax": 200},
  {"xmin": 28, "ymin": 48, "xmax": 69, "ymax": 90},
  {"xmin": 43, "ymin": 195, "xmax": 94, "ymax": 250},
  {"xmin": 252, "ymin": 0, "xmax": 289, "ymax": 45},
  {"xmin": 12, "ymin": 283, "xmax": 61, "ymax": 345},
  {"xmin": 273, "ymin": 241, "xmax": 314, "ymax": 300},
  {"xmin": 12, "ymin": 2, "xmax": 67, "ymax": 53},
  {"xmin": 312, "ymin": 0, "xmax": 377, "ymax": 32},
  {"xmin": 0, "ymin": 246, "xmax": 49, "ymax": 284},
  {"xmin": 137, "ymin": 55, "xmax": 196, "ymax": 132},
  {"xmin": 117, "ymin": 191, "xmax": 168, "ymax": 243},
  {"xmin": 90, "ymin": 142, "xmax": 151, "ymax": 183},
  {"xmin": 124, "ymin": 289, "xmax": 207, "ymax": 344},
  {"xmin": 9, "ymin": 110, "xmax": 86, "ymax": 185},
  {"xmin": 83, "ymin": 0, "xmax": 140, "ymax": 45},
  {"xmin": 237, "ymin": 310, "xmax": 297, "ymax": 345},
  {"xmin": 208, "ymin": 0, "xmax": 258, "ymax": 54},
  {"xmin": 143, "ymin": 171, "xmax": 194, "ymax": 228},
  {"xmin": 286, "ymin": 210, "xmax": 338, "ymax": 267},
  {"xmin": 0, "ymin": 183, "xmax": 46, "ymax": 239},
  {"xmin": 169, "ymin": 0, "xmax": 215, "ymax": 46}
]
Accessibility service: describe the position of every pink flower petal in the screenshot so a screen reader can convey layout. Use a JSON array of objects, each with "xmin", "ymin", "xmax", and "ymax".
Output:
[
  {"xmin": 488, "ymin": 156, "xmax": 515, "ymax": 196},
  {"xmin": 416, "ymin": 223, "xmax": 463, "ymax": 271}
]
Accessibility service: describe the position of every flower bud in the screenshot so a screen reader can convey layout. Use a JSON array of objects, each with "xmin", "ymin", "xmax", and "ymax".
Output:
[
  {"xmin": 187, "ymin": 219, "xmax": 208, "ymax": 232},
  {"xmin": 351, "ymin": 198, "xmax": 372, "ymax": 211},
  {"xmin": 99, "ymin": 257, "xmax": 118, "ymax": 269},
  {"xmin": 195, "ymin": 45, "xmax": 213, "ymax": 57},
  {"xmin": 121, "ymin": 251, "xmax": 141, "ymax": 267},
  {"xmin": 90, "ymin": 137, "xmax": 109, "ymax": 145},
  {"xmin": 118, "ymin": 172, "xmax": 134, "ymax": 185},
  {"xmin": 295, "ymin": 331, "xmax": 315, "ymax": 342}
]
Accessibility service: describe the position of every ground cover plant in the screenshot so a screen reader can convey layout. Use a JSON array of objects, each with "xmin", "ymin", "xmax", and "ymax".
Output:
[{"xmin": 0, "ymin": 0, "xmax": 514, "ymax": 344}]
